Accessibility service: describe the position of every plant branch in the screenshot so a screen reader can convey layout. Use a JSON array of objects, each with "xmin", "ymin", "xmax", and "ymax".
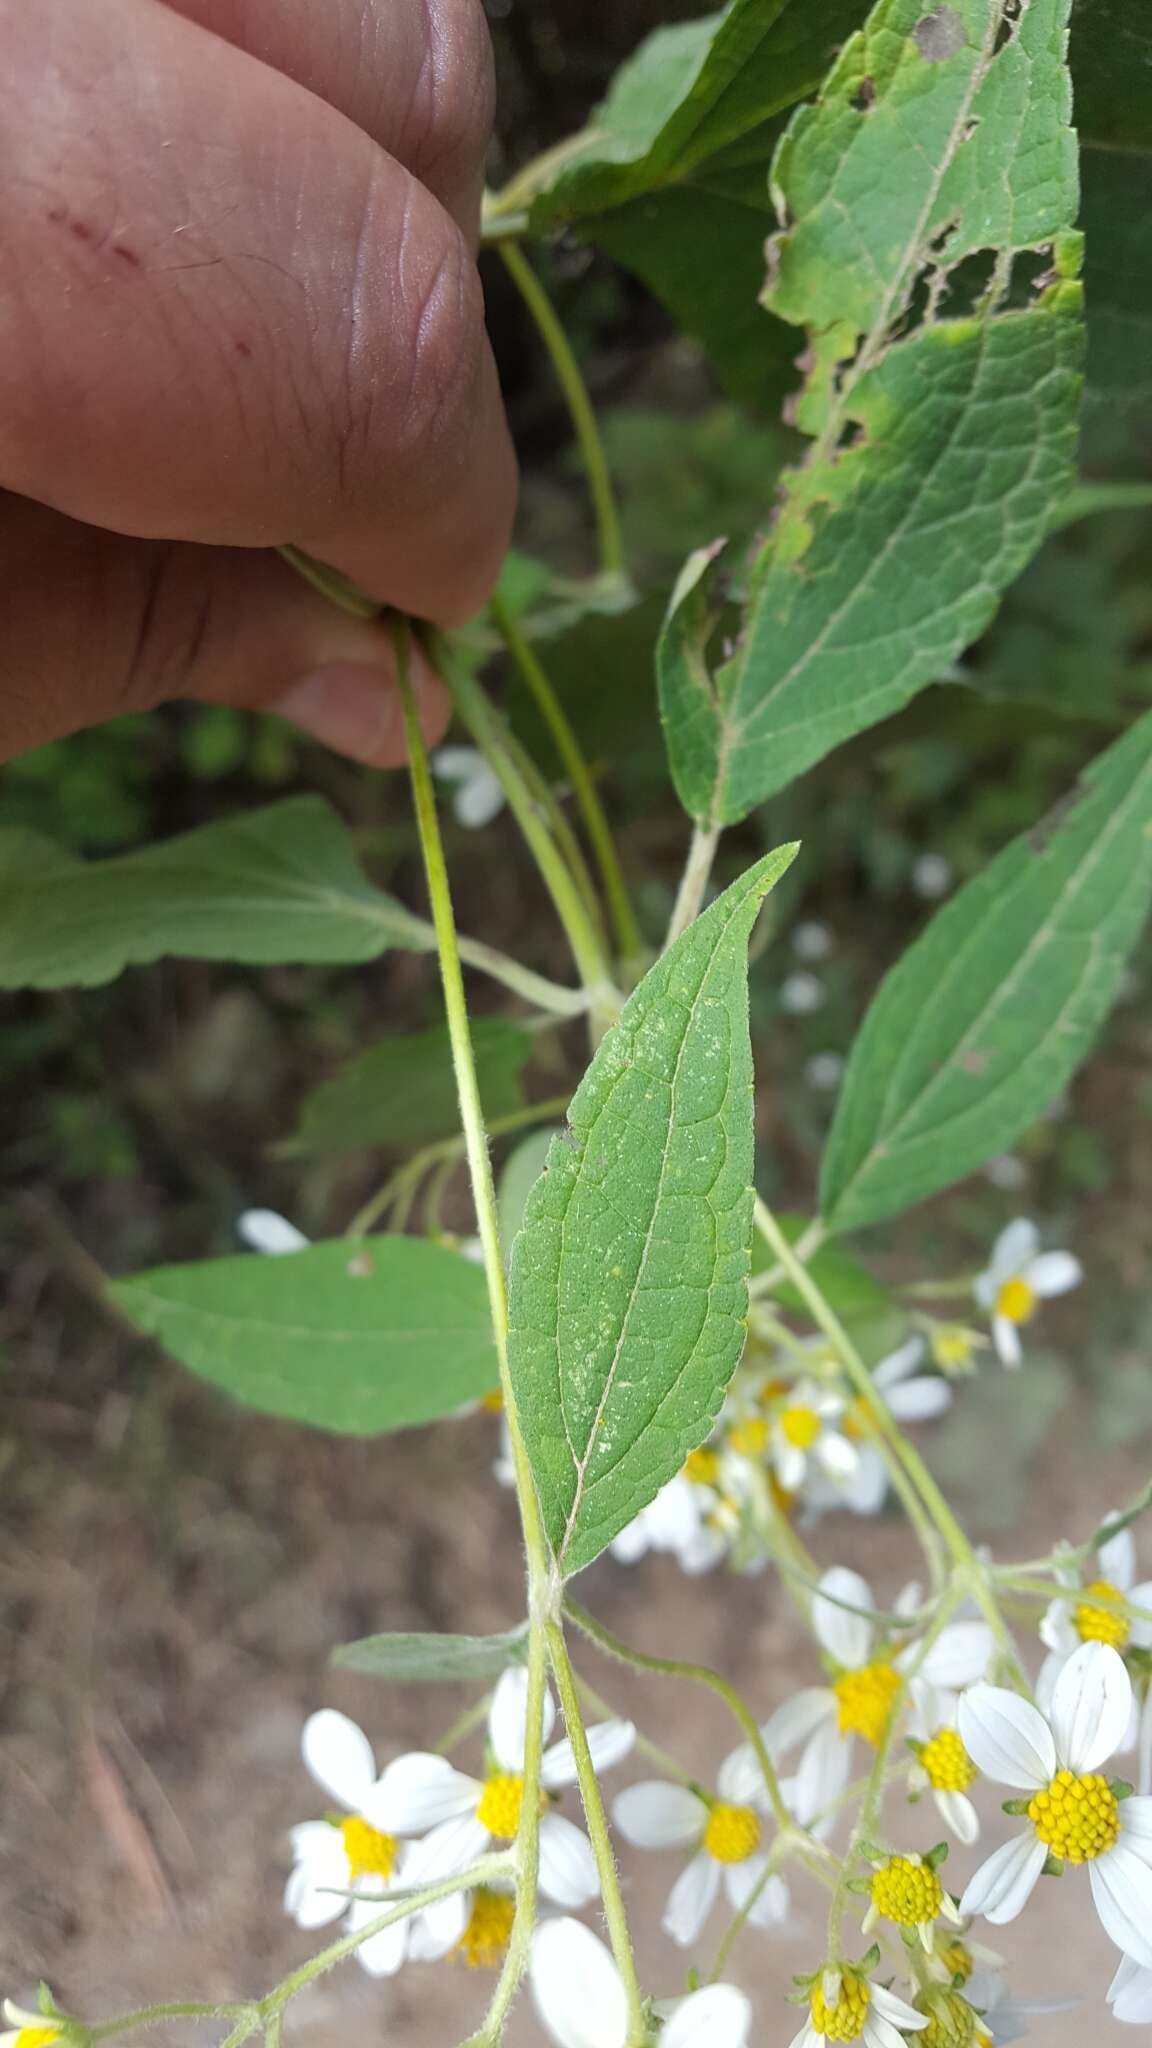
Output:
[{"xmin": 665, "ymin": 823, "xmax": 721, "ymax": 948}]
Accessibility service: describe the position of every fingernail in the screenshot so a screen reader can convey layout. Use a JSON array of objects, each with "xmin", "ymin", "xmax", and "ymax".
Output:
[{"xmin": 270, "ymin": 662, "xmax": 402, "ymax": 765}]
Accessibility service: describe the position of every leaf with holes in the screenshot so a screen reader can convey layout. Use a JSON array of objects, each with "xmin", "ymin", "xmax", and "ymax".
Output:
[
  {"xmin": 658, "ymin": 0, "xmax": 1084, "ymax": 827},
  {"xmin": 111, "ymin": 1238, "xmax": 498, "ymax": 1434},
  {"xmin": 820, "ymin": 711, "xmax": 1152, "ymax": 1232},
  {"xmin": 0, "ymin": 798, "xmax": 428, "ymax": 988},
  {"xmin": 507, "ymin": 846, "xmax": 797, "ymax": 1576}
]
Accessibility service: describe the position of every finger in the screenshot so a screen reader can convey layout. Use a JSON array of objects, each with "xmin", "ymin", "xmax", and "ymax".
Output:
[
  {"xmin": 0, "ymin": 0, "xmax": 516, "ymax": 623},
  {"xmin": 0, "ymin": 494, "xmax": 449, "ymax": 765},
  {"xmin": 161, "ymin": 0, "xmax": 495, "ymax": 242}
]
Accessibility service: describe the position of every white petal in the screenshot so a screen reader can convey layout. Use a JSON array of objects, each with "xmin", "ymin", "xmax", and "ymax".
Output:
[
  {"xmin": 1038, "ymin": 1600, "xmax": 1075, "ymax": 1654},
  {"xmin": 1100, "ymin": 1522, "xmax": 1137, "ymax": 1591},
  {"xmin": 1027, "ymin": 1250, "xmax": 1082, "ymax": 1298},
  {"xmin": 407, "ymin": 1888, "xmax": 469, "ymax": 1961},
  {"xmin": 936, "ymin": 1789, "xmax": 980, "ymax": 1845},
  {"xmin": 763, "ymin": 1688, "xmax": 836, "ymax": 1759},
  {"xmin": 663, "ymin": 1851, "xmax": 721, "ymax": 1946},
  {"xmin": 542, "ymin": 1719, "xmax": 634, "ymax": 1790},
  {"xmin": 958, "ymin": 1685, "xmax": 1055, "ymax": 1790},
  {"xmin": 301, "ymin": 1710, "xmax": 377, "ymax": 1811},
  {"xmin": 959, "ymin": 1830, "xmax": 1046, "ymax": 1924},
  {"xmin": 662, "ymin": 1986, "xmax": 752, "ymax": 2048},
  {"xmin": 990, "ymin": 1218, "xmax": 1040, "ymax": 1281},
  {"xmin": 885, "ymin": 1376, "xmax": 952, "ymax": 1422},
  {"xmin": 1127, "ymin": 1580, "xmax": 1152, "ymax": 1653},
  {"xmin": 431, "ymin": 745, "xmax": 485, "ymax": 781},
  {"xmin": 818, "ymin": 1433, "xmax": 860, "ymax": 1480},
  {"xmin": 864, "ymin": 2016, "xmax": 921, "ymax": 2048},
  {"xmin": 794, "ymin": 1714, "xmax": 851, "ymax": 1824},
  {"xmin": 1109, "ymin": 1955, "xmax": 1152, "ymax": 2023},
  {"xmin": 346, "ymin": 1893, "xmax": 406, "ymax": 1977},
  {"xmin": 912, "ymin": 1621, "xmax": 994, "ymax": 1689},
  {"xmin": 238, "ymin": 1208, "xmax": 309, "ymax": 1254},
  {"xmin": 538, "ymin": 1812, "xmax": 599, "ymax": 1908},
  {"xmin": 400, "ymin": 1812, "xmax": 489, "ymax": 1883},
  {"xmin": 992, "ymin": 1316, "xmax": 1022, "ymax": 1368},
  {"xmin": 871, "ymin": 1983, "xmax": 931, "ymax": 2029},
  {"xmin": 455, "ymin": 763, "xmax": 506, "ymax": 830},
  {"xmin": 812, "ymin": 1568, "xmax": 874, "ymax": 1668},
  {"xmin": 489, "ymin": 1666, "xmax": 556, "ymax": 1772},
  {"xmin": 366, "ymin": 1753, "xmax": 477, "ymax": 1833},
  {"xmin": 1118, "ymin": 1795, "xmax": 1152, "ymax": 1855},
  {"xmin": 717, "ymin": 1741, "xmax": 762, "ymax": 1807},
  {"xmin": 1049, "ymin": 1639, "xmax": 1131, "ymax": 1773},
  {"xmin": 776, "ymin": 1441, "xmax": 806, "ymax": 1492},
  {"xmin": 872, "ymin": 1337, "xmax": 927, "ymax": 1390},
  {"xmin": 1091, "ymin": 1843, "xmax": 1152, "ymax": 1966},
  {"xmin": 613, "ymin": 1780, "xmax": 704, "ymax": 1850},
  {"xmin": 610, "ymin": 1519, "xmax": 650, "ymax": 1564},
  {"xmin": 530, "ymin": 1919, "xmax": 627, "ymax": 2048},
  {"xmin": 284, "ymin": 1853, "xmax": 346, "ymax": 1930},
  {"xmin": 726, "ymin": 1856, "xmax": 789, "ymax": 1927},
  {"xmin": 842, "ymin": 1447, "xmax": 889, "ymax": 1515}
]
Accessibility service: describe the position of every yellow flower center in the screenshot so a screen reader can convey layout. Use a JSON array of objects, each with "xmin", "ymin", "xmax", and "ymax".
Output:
[
  {"xmin": 702, "ymin": 1801, "xmax": 761, "ymax": 1864},
  {"xmin": 454, "ymin": 1886, "xmax": 516, "ymax": 1968},
  {"xmin": 917, "ymin": 1988, "xmax": 980, "ymax": 2048},
  {"xmin": 834, "ymin": 1660, "xmax": 903, "ymax": 1745},
  {"xmin": 932, "ymin": 1326, "xmax": 976, "ymax": 1372},
  {"xmin": 869, "ymin": 1854, "xmax": 944, "ymax": 1927},
  {"xmin": 480, "ymin": 1388, "xmax": 504, "ymax": 1413},
  {"xmin": 683, "ymin": 1445, "xmax": 720, "ymax": 1486},
  {"xmin": 728, "ymin": 1417, "xmax": 770, "ymax": 1458},
  {"xmin": 921, "ymin": 1726, "xmax": 978, "ymax": 1793},
  {"xmin": 1027, "ymin": 1769, "xmax": 1121, "ymax": 1862},
  {"xmin": 940, "ymin": 1939, "xmax": 974, "ymax": 1985},
  {"xmin": 995, "ymin": 1276, "xmax": 1036, "ymax": 1325},
  {"xmin": 14, "ymin": 2032, "xmax": 61, "ymax": 2048},
  {"xmin": 779, "ymin": 1404, "xmax": 823, "ymax": 1450},
  {"xmin": 476, "ymin": 1772, "xmax": 527, "ymax": 1839},
  {"xmin": 756, "ymin": 1374, "xmax": 790, "ymax": 1409},
  {"xmin": 1075, "ymin": 1578, "xmax": 1130, "ymax": 1649},
  {"xmin": 810, "ymin": 1973, "xmax": 871, "ymax": 2041},
  {"xmin": 340, "ymin": 1815, "xmax": 398, "ymax": 1883}
]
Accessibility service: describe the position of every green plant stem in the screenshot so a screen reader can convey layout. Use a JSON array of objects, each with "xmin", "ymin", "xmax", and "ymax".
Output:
[
  {"xmin": 748, "ymin": 1218, "xmax": 827, "ymax": 1299},
  {"xmin": 498, "ymin": 241, "xmax": 625, "ymax": 579},
  {"xmin": 566, "ymin": 1599, "xmax": 791, "ymax": 1831},
  {"xmin": 465, "ymin": 1621, "xmax": 550, "ymax": 2048},
  {"xmin": 454, "ymin": 933, "xmax": 589, "ymax": 1017},
  {"xmin": 439, "ymin": 651, "xmax": 620, "ymax": 1037},
  {"xmin": 492, "ymin": 591, "xmax": 643, "ymax": 966},
  {"xmin": 545, "ymin": 1622, "xmax": 647, "ymax": 2044},
  {"xmin": 752, "ymin": 1197, "xmax": 1022, "ymax": 1675},
  {"xmin": 276, "ymin": 545, "xmax": 380, "ymax": 619},
  {"xmin": 665, "ymin": 823, "xmax": 721, "ymax": 948},
  {"xmin": 346, "ymin": 1095, "xmax": 572, "ymax": 1240},
  {"xmin": 575, "ymin": 1674, "xmax": 695, "ymax": 1784},
  {"xmin": 501, "ymin": 720, "xmax": 609, "ymax": 941},
  {"xmin": 88, "ymin": 2005, "xmax": 256, "ymax": 2040}
]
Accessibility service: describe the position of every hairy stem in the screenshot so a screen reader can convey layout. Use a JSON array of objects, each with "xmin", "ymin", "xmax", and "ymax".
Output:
[{"xmin": 665, "ymin": 823, "xmax": 721, "ymax": 948}]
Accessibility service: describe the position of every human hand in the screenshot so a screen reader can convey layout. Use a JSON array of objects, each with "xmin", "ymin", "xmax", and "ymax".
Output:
[{"xmin": 0, "ymin": 0, "xmax": 516, "ymax": 764}]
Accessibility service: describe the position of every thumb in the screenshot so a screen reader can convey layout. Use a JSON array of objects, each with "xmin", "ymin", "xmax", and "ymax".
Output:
[{"xmin": 0, "ymin": 497, "xmax": 450, "ymax": 764}]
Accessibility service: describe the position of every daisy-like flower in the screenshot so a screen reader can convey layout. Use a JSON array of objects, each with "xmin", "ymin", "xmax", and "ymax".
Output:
[
  {"xmin": 861, "ymin": 1849, "xmax": 961, "ymax": 1949},
  {"xmin": 1038, "ymin": 1517, "xmax": 1152, "ymax": 1677},
  {"xmin": 907, "ymin": 1681, "xmax": 982, "ymax": 1845},
  {"xmin": 958, "ymin": 1640, "xmax": 1152, "ymax": 1964},
  {"xmin": 613, "ymin": 1749, "xmax": 790, "ymax": 1948},
  {"xmin": 829, "ymin": 1340, "xmax": 954, "ymax": 1516},
  {"xmin": 286, "ymin": 1709, "xmax": 456, "ymax": 1975},
  {"xmin": 767, "ymin": 1569, "xmax": 993, "ymax": 1813},
  {"xmin": 371, "ymin": 1668, "xmax": 633, "ymax": 1911},
  {"xmin": 1, "ymin": 2004, "xmax": 62, "ymax": 2048},
  {"xmin": 431, "ymin": 746, "xmax": 506, "ymax": 829},
  {"xmin": 964, "ymin": 1969, "xmax": 1078, "ymax": 2044},
  {"xmin": 974, "ymin": 1219, "xmax": 1081, "ymax": 1368},
  {"xmin": 238, "ymin": 1207, "xmax": 309, "ymax": 1254},
  {"xmin": 752, "ymin": 1379, "xmax": 860, "ymax": 1495},
  {"xmin": 788, "ymin": 1964, "xmax": 928, "ymax": 2047},
  {"xmin": 610, "ymin": 1460, "xmax": 731, "ymax": 1575},
  {"xmin": 530, "ymin": 1918, "xmax": 752, "ymax": 2048},
  {"xmin": 1108, "ymin": 1954, "xmax": 1152, "ymax": 2025}
]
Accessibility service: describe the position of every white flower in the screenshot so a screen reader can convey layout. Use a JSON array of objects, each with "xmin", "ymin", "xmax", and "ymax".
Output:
[
  {"xmin": 907, "ymin": 1681, "xmax": 982, "ymax": 1845},
  {"xmin": 530, "ymin": 1918, "xmax": 751, "ymax": 2048},
  {"xmin": 788, "ymin": 1967, "xmax": 928, "ymax": 2047},
  {"xmin": 758, "ymin": 1379, "xmax": 859, "ymax": 1494},
  {"xmin": 780, "ymin": 970, "xmax": 825, "ymax": 1015},
  {"xmin": 613, "ymin": 1750, "xmax": 790, "ymax": 1948},
  {"xmin": 912, "ymin": 852, "xmax": 953, "ymax": 899},
  {"xmin": 803, "ymin": 1342, "xmax": 952, "ymax": 1520},
  {"xmin": 766, "ymin": 1569, "xmax": 993, "ymax": 1816},
  {"xmin": 965, "ymin": 1968, "xmax": 1078, "ymax": 2043},
  {"xmin": 287, "ymin": 1709, "xmax": 456, "ymax": 1974},
  {"xmin": 370, "ymin": 1668, "xmax": 633, "ymax": 1911},
  {"xmin": 1, "ymin": 2004, "xmax": 63, "ymax": 2048},
  {"xmin": 431, "ymin": 746, "xmax": 506, "ymax": 828},
  {"xmin": 238, "ymin": 1207, "xmax": 309, "ymax": 1254},
  {"xmin": 1038, "ymin": 1518, "xmax": 1152, "ymax": 1681},
  {"xmin": 1109, "ymin": 1955, "xmax": 1152, "ymax": 2025},
  {"xmin": 973, "ymin": 1218, "xmax": 1081, "ymax": 1367},
  {"xmin": 958, "ymin": 1640, "xmax": 1152, "ymax": 1964},
  {"xmin": 792, "ymin": 920, "xmax": 834, "ymax": 963},
  {"xmin": 610, "ymin": 1470, "xmax": 729, "ymax": 1574}
]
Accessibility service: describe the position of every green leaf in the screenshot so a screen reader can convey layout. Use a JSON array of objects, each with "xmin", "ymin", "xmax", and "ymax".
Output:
[
  {"xmin": 498, "ymin": 1127, "xmax": 563, "ymax": 1255},
  {"xmin": 331, "ymin": 1628, "xmax": 528, "ymax": 1682},
  {"xmin": 289, "ymin": 1020, "xmax": 534, "ymax": 1156},
  {"xmin": 820, "ymin": 712, "xmax": 1152, "ymax": 1232},
  {"xmin": 508, "ymin": 846, "xmax": 797, "ymax": 1576},
  {"xmin": 111, "ymin": 1237, "xmax": 498, "ymax": 1434},
  {"xmin": 0, "ymin": 798, "xmax": 429, "ymax": 989},
  {"xmin": 659, "ymin": 0, "xmax": 1084, "ymax": 827}
]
